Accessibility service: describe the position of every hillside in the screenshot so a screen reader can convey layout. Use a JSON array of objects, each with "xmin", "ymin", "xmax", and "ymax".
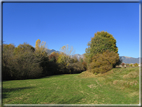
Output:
[{"xmin": 120, "ymin": 56, "xmax": 139, "ymax": 64}]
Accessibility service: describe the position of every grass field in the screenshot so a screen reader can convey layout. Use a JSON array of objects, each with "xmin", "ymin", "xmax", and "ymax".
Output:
[{"xmin": 3, "ymin": 67, "xmax": 140, "ymax": 104}]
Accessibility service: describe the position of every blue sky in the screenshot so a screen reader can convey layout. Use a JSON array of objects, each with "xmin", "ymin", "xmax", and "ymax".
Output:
[{"xmin": 3, "ymin": 3, "xmax": 139, "ymax": 58}]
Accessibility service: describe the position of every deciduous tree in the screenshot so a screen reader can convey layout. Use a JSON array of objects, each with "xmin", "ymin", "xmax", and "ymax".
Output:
[
  {"xmin": 35, "ymin": 39, "xmax": 48, "ymax": 56},
  {"xmin": 89, "ymin": 50, "xmax": 119, "ymax": 74},
  {"xmin": 85, "ymin": 31, "xmax": 118, "ymax": 63}
]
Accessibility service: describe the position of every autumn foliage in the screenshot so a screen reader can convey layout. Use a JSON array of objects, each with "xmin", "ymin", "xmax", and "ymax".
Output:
[
  {"xmin": 3, "ymin": 31, "xmax": 121, "ymax": 80},
  {"xmin": 2, "ymin": 40, "xmax": 86, "ymax": 80},
  {"xmin": 88, "ymin": 50, "xmax": 119, "ymax": 74},
  {"xmin": 85, "ymin": 31, "xmax": 118, "ymax": 64},
  {"xmin": 121, "ymin": 63, "xmax": 125, "ymax": 67},
  {"xmin": 85, "ymin": 31, "xmax": 121, "ymax": 74}
]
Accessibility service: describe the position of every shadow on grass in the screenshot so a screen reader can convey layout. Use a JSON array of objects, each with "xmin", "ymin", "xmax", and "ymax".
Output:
[{"xmin": 2, "ymin": 86, "xmax": 35, "ymax": 99}]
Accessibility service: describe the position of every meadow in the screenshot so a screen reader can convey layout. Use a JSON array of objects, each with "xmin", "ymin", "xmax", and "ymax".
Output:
[{"xmin": 3, "ymin": 67, "xmax": 139, "ymax": 104}]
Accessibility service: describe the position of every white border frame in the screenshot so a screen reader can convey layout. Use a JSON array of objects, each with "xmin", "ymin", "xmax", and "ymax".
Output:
[{"xmin": 1, "ymin": 0, "xmax": 141, "ymax": 107}]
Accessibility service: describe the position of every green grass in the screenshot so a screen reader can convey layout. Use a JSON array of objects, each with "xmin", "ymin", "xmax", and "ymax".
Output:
[{"xmin": 3, "ymin": 67, "xmax": 139, "ymax": 104}]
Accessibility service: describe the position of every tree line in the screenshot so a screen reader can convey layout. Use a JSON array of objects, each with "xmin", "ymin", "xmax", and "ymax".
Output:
[
  {"xmin": 3, "ymin": 31, "xmax": 122, "ymax": 80},
  {"xmin": 2, "ymin": 39, "xmax": 87, "ymax": 80}
]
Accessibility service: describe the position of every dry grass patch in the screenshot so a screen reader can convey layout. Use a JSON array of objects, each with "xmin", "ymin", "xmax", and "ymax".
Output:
[
  {"xmin": 87, "ymin": 84, "xmax": 97, "ymax": 88},
  {"xmin": 15, "ymin": 97, "xmax": 23, "ymax": 100},
  {"xmin": 113, "ymin": 80, "xmax": 128, "ymax": 85},
  {"xmin": 128, "ymin": 92, "xmax": 139, "ymax": 97},
  {"xmin": 95, "ymin": 69, "xmax": 114, "ymax": 77},
  {"xmin": 79, "ymin": 69, "xmax": 115, "ymax": 78},
  {"xmin": 123, "ymin": 71, "xmax": 139, "ymax": 79},
  {"xmin": 113, "ymin": 80, "xmax": 138, "ymax": 86},
  {"xmin": 78, "ymin": 71, "xmax": 96, "ymax": 78},
  {"xmin": 93, "ymin": 100, "xmax": 98, "ymax": 104},
  {"xmin": 97, "ymin": 77, "xmax": 105, "ymax": 82},
  {"xmin": 129, "ymin": 80, "xmax": 138, "ymax": 85}
]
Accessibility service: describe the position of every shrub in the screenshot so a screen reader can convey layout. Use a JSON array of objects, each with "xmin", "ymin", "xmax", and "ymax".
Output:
[
  {"xmin": 126, "ymin": 63, "xmax": 130, "ymax": 67},
  {"xmin": 66, "ymin": 62, "xmax": 85, "ymax": 74},
  {"xmin": 82, "ymin": 61, "xmax": 87, "ymax": 71},
  {"xmin": 129, "ymin": 64, "xmax": 133, "ymax": 67},
  {"xmin": 2, "ymin": 44, "xmax": 15, "ymax": 80},
  {"xmin": 134, "ymin": 63, "xmax": 138, "ymax": 67},
  {"xmin": 3, "ymin": 43, "xmax": 45, "ymax": 80},
  {"xmin": 121, "ymin": 63, "xmax": 125, "ymax": 67},
  {"xmin": 13, "ymin": 45, "xmax": 43, "ymax": 79},
  {"xmin": 49, "ymin": 52, "xmax": 59, "ymax": 62},
  {"xmin": 88, "ymin": 50, "xmax": 119, "ymax": 74}
]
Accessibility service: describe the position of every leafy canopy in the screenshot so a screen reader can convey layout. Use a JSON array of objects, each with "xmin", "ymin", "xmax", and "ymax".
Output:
[{"xmin": 86, "ymin": 31, "xmax": 118, "ymax": 63}]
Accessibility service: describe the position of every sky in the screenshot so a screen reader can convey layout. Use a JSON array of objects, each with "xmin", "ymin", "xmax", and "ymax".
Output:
[{"xmin": 3, "ymin": 3, "xmax": 139, "ymax": 58}]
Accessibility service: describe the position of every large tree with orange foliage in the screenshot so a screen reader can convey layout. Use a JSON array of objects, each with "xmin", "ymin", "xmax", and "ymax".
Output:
[{"xmin": 85, "ymin": 31, "xmax": 118, "ymax": 63}]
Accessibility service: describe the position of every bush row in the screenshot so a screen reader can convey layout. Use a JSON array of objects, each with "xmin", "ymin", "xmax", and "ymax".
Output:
[{"xmin": 2, "ymin": 43, "xmax": 87, "ymax": 80}]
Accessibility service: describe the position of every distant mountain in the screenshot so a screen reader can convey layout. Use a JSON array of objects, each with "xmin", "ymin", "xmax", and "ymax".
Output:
[
  {"xmin": 46, "ymin": 49, "xmax": 60, "ymax": 54},
  {"xmin": 46, "ymin": 49, "xmax": 83, "ymax": 59},
  {"xmin": 120, "ymin": 56, "xmax": 139, "ymax": 64},
  {"xmin": 71, "ymin": 54, "xmax": 84, "ymax": 59}
]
